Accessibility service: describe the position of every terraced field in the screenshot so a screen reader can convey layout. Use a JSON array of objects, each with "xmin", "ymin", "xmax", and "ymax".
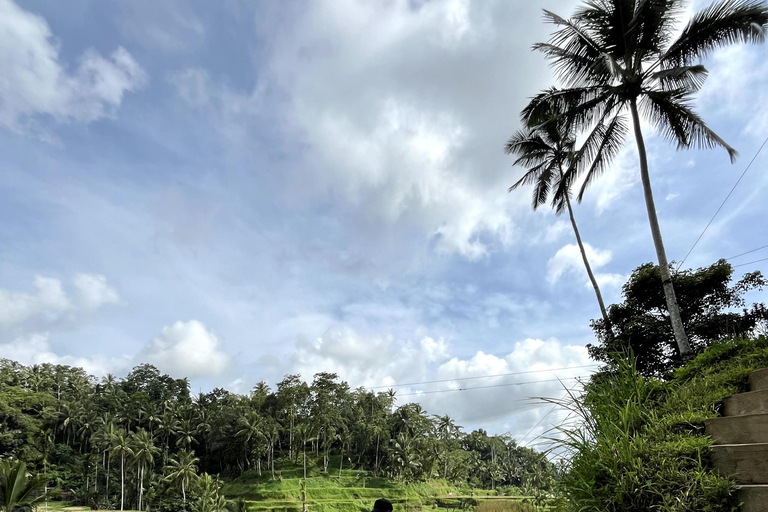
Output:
[{"xmin": 222, "ymin": 457, "xmax": 536, "ymax": 512}]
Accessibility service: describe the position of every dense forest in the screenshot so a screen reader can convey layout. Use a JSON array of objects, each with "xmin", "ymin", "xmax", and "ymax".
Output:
[{"xmin": 0, "ymin": 360, "xmax": 555, "ymax": 511}]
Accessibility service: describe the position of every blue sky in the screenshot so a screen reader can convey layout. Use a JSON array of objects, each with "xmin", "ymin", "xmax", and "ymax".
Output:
[{"xmin": 1, "ymin": 0, "xmax": 767, "ymax": 443}]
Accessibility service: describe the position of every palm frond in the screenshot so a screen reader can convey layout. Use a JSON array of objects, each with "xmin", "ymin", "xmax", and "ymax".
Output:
[
  {"xmin": 537, "ymin": 10, "xmax": 613, "ymax": 87},
  {"xmin": 522, "ymin": 87, "xmax": 618, "ymax": 133},
  {"xmin": 651, "ymin": 64, "xmax": 708, "ymax": 92},
  {"xmin": 630, "ymin": 0, "xmax": 687, "ymax": 59},
  {"xmin": 641, "ymin": 90, "xmax": 738, "ymax": 161},
  {"xmin": 577, "ymin": 114, "xmax": 629, "ymax": 201},
  {"xmin": 662, "ymin": 0, "xmax": 768, "ymax": 66}
]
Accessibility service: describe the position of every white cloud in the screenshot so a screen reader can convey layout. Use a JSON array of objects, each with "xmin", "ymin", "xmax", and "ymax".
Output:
[
  {"xmin": 0, "ymin": 276, "xmax": 70, "ymax": 329},
  {"xmin": 0, "ymin": 0, "xmax": 146, "ymax": 136},
  {"xmin": 0, "ymin": 274, "xmax": 119, "ymax": 335},
  {"xmin": 72, "ymin": 273, "xmax": 121, "ymax": 309},
  {"xmin": 547, "ymin": 243, "xmax": 612, "ymax": 284},
  {"xmin": 0, "ymin": 332, "xmax": 131, "ymax": 377},
  {"xmin": 286, "ymin": 327, "xmax": 593, "ymax": 439},
  {"xmin": 699, "ymin": 44, "xmax": 768, "ymax": 138},
  {"xmin": 245, "ymin": 0, "xmax": 572, "ymax": 260},
  {"xmin": 138, "ymin": 320, "xmax": 231, "ymax": 378}
]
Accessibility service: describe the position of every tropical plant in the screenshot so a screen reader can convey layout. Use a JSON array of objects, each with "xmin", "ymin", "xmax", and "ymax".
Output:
[
  {"xmin": 0, "ymin": 459, "xmax": 53, "ymax": 512},
  {"xmin": 526, "ymin": 0, "xmax": 768, "ymax": 359},
  {"xmin": 109, "ymin": 428, "xmax": 133, "ymax": 511},
  {"xmin": 164, "ymin": 450, "xmax": 199, "ymax": 506},
  {"xmin": 130, "ymin": 428, "xmax": 160, "ymax": 511},
  {"xmin": 507, "ymin": 110, "xmax": 620, "ymax": 326}
]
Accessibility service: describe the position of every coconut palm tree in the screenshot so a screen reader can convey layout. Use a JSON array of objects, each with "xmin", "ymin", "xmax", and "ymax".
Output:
[
  {"xmin": 109, "ymin": 428, "xmax": 133, "ymax": 511},
  {"xmin": 130, "ymin": 428, "xmax": 160, "ymax": 511},
  {"xmin": 507, "ymin": 110, "xmax": 624, "ymax": 326},
  {"xmin": 526, "ymin": 0, "xmax": 768, "ymax": 358},
  {"xmin": 164, "ymin": 450, "xmax": 199, "ymax": 506}
]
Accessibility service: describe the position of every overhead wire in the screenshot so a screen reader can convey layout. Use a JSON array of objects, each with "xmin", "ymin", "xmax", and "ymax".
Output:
[
  {"xmin": 395, "ymin": 375, "xmax": 588, "ymax": 398},
  {"xmin": 677, "ymin": 135, "xmax": 768, "ymax": 270},
  {"xmin": 733, "ymin": 257, "xmax": 768, "ymax": 268},
  {"xmin": 368, "ymin": 364, "xmax": 600, "ymax": 390},
  {"xmin": 726, "ymin": 244, "xmax": 768, "ymax": 261}
]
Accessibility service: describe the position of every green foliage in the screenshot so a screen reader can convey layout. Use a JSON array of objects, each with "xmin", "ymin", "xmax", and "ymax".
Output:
[
  {"xmin": 0, "ymin": 459, "xmax": 55, "ymax": 511},
  {"xmin": 590, "ymin": 260, "xmax": 767, "ymax": 376},
  {"xmin": 554, "ymin": 339, "xmax": 768, "ymax": 512}
]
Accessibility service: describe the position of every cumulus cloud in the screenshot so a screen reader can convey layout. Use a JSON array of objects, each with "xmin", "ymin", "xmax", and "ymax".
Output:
[
  {"xmin": 285, "ymin": 325, "xmax": 594, "ymax": 440},
  {"xmin": 0, "ymin": 0, "xmax": 146, "ymax": 137},
  {"xmin": 0, "ymin": 332, "xmax": 131, "ymax": 377},
  {"xmin": 168, "ymin": 0, "xmax": 573, "ymax": 260},
  {"xmin": 0, "ymin": 274, "xmax": 119, "ymax": 336},
  {"xmin": 547, "ymin": 243, "xmax": 612, "ymax": 284},
  {"xmin": 137, "ymin": 320, "xmax": 231, "ymax": 378},
  {"xmin": 72, "ymin": 273, "xmax": 121, "ymax": 309}
]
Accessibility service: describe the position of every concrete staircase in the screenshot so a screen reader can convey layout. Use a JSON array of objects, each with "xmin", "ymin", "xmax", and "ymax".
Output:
[{"xmin": 706, "ymin": 368, "xmax": 768, "ymax": 512}]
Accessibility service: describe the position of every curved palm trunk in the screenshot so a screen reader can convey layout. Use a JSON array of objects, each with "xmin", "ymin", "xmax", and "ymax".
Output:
[
  {"xmin": 629, "ymin": 98, "xmax": 692, "ymax": 357},
  {"xmin": 560, "ymin": 168, "xmax": 610, "ymax": 326}
]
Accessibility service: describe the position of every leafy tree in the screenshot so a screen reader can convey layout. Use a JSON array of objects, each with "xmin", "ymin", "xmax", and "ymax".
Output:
[
  {"xmin": 527, "ymin": 0, "xmax": 768, "ymax": 358},
  {"xmin": 109, "ymin": 428, "xmax": 133, "ymax": 511},
  {"xmin": 590, "ymin": 260, "xmax": 767, "ymax": 376}
]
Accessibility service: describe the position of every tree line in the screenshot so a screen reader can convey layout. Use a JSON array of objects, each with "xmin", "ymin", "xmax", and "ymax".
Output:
[{"xmin": 0, "ymin": 361, "xmax": 555, "ymax": 511}]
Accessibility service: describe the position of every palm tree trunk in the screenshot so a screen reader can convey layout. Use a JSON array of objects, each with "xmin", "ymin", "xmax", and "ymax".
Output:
[
  {"xmin": 629, "ymin": 98, "xmax": 692, "ymax": 357},
  {"xmin": 561, "ymin": 167, "xmax": 610, "ymax": 326},
  {"xmin": 120, "ymin": 453, "xmax": 125, "ymax": 511}
]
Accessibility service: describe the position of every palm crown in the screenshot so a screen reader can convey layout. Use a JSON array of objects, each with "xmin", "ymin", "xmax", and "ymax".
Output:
[
  {"xmin": 523, "ymin": 0, "xmax": 768, "ymax": 357},
  {"xmin": 526, "ymin": 0, "xmax": 768, "ymax": 176}
]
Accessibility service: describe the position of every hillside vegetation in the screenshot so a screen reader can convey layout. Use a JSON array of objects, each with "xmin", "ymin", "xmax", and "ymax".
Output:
[{"xmin": 555, "ymin": 337, "xmax": 768, "ymax": 511}]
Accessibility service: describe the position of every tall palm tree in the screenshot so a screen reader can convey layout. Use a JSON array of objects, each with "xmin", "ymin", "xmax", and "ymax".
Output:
[
  {"xmin": 164, "ymin": 450, "xmax": 199, "ymax": 506},
  {"xmin": 109, "ymin": 428, "xmax": 133, "ymax": 511},
  {"xmin": 526, "ymin": 0, "xmax": 768, "ymax": 358},
  {"xmin": 507, "ymin": 111, "xmax": 623, "ymax": 326},
  {"xmin": 130, "ymin": 429, "xmax": 160, "ymax": 511},
  {"xmin": 295, "ymin": 423, "xmax": 316, "ymax": 480},
  {"xmin": 0, "ymin": 460, "xmax": 53, "ymax": 512}
]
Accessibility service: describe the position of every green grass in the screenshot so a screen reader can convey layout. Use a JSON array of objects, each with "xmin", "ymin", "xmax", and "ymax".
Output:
[{"xmin": 553, "ymin": 336, "xmax": 768, "ymax": 512}]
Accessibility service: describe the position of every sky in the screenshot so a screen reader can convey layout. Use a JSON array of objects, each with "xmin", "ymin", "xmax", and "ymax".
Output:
[{"xmin": 1, "ymin": 0, "xmax": 767, "ymax": 446}]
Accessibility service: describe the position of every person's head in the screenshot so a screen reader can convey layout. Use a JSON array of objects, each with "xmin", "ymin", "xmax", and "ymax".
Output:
[{"xmin": 372, "ymin": 498, "xmax": 393, "ymax": 512}]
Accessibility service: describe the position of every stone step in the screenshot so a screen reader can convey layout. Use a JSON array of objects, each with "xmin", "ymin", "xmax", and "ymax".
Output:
[
  {"xmin": 724, "ymin": 389, "xmax": 768, "ymax": 417},
  {"xmin": 751, "ymin": 368, "xmax": 768, "ymax": 392},
  {"xmin": 738, "ymin": 485, "xmax": 768, "ymax": 512},
  {"xmin": 705, "ymin": 413, "xmax": 768, "ymax": 445},
  {"xmin": 711, "ymin": 443, "xmax": 768, "ymax": 484}
]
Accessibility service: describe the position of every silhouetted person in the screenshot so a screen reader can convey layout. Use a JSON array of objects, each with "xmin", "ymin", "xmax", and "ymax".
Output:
[{"xmin": 372, "ymin": 498, "xmax": 393, "ymax": 512}]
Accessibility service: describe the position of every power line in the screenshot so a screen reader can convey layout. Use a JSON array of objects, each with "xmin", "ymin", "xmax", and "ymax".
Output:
[
  {"xmin": 726, "ymin": 244, "xmax": 768, "ymax": 261},
  {"xmin": 677, "ymin": 135, "xmax": 768, "ymax": 270},
  {"xmin": 733, "ymin": 257, "xmax": 768, "ymax": 268},
  {"xmin": 519, "ymin": 404, "xmax": 559, "ymax": 445},
  {"xmin": 396, "ymin": 375, "xmax": 587, "ymax": 398},
  {"xmin": 369, "ymin": 364, "xmax": 600, "ymax": 390}
]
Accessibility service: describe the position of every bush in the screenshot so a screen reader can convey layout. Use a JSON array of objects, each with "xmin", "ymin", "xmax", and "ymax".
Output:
[{"xmin": 551, "ymin": 350, "xmax": 756, "ymax": 512}]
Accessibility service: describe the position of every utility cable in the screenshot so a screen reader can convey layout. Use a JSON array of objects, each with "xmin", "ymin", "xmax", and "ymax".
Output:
[
  {"xmin": 368, "ymin": 364, "xmax": 600, "ymax": 390},
  {"xmin": 726, "ymin": 244, "xmax": 768, "ymax": 261},
  {"xmin": 733, "ymin": 257, "xmax": 768, "ymax": 268},
  {"xmin": 677, "ymin": 135, "xmax": 768, "ymax": 270},
  {"xmin": 519, "ymin": 404, "xmax": 559, "ymax": 445},
  {"xmin": 395, "ymin": 376, "xmax": 587, "ymax": 398}
]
